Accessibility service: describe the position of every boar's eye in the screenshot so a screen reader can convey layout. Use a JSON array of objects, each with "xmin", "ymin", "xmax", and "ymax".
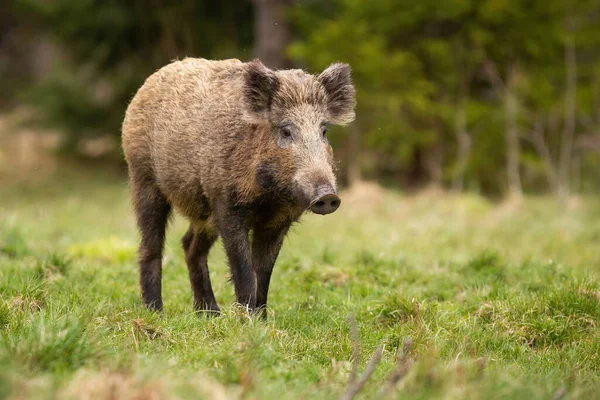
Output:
[
  {"xmin": 280, "ymin": 126, "xmax": 293, "ymax": 140},
  {"xmin": 321, "ymin": 127, "xmax": 328, "ymax": 138}
]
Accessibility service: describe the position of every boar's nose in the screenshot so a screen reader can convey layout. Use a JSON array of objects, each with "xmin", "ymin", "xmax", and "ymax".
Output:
[
  {"xmin": 310, "ymin": 186, "xmax": 341, "ymax": 215},
  {"xmin": 310, "ymin": 193, "xmax": 340, "ymax": 215}
]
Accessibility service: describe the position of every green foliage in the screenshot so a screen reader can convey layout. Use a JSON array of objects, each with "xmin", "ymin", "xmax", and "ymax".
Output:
[
  {"xmin": 0, "ymin": 224, "xmax": 30, "ymax": 258},
  {"xmin": 10, "ymin": 0, "xmax": 254, "ymax": 151},
  {"xmin": 3, "ymin": 310, "xmax": 97, "ymax": 373},
  {"xmin": 0, "ymin": 301, "xmax": 10, "ymax": 329},
  {"xmin": 290, "ymin": 0, "xmax": 600, "ymax": 192},
  {"xmin": 5, "ymin": 0, "xmax": 600, "ymax": 193}
]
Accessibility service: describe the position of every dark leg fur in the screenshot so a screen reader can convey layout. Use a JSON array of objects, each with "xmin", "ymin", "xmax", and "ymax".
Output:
[
  {"xmin": 215, "ymin": 206, "xmax": 257, "ymax": 310},
  {"xmin": 182, "ymin": 225, "xmax": 220, "ymax": 314},
  {"xmin": 130, "ymin": 169, "xmax": 171, "ymax": 311},
  {"xmin": 252, "ymin": 224, "xmax": 289, "ymax": 314}
]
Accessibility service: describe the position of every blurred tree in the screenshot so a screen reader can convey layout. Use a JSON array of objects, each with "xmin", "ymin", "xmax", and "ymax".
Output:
[
  {"xmin": 9, "ymin": 0, "xmax": 254, "ymax": 155},
  {"xmin": 253, "ymin": 0, "xmax": 292, "ymax": 68},
  {"xmin": 290, "ymin": 0, "xmax": 441, "ymax": 187},
  {"xmin": 476, "ymin": 0, "xmax": 565, "ymax": 198},
  {"xmin": 290, "ymin": 0, "xmax": 600, "ymax": 196},
  {"xmin": 3, "ymin": 0, "xmax": 600, "ymax": 196}
]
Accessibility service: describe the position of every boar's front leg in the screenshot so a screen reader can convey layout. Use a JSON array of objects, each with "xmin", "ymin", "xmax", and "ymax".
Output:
[
  {"xmin": 215, "ymin": 205, "xmax": 257, "ymax": 311},
  {"xmin": 252, "ymin": 224, "xmax": 290, "ymax": 313}
]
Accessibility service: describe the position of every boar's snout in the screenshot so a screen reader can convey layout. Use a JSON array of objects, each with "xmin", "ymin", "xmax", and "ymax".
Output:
[
  {"xmin": 311, "ymin": 193, "xmax": 340, "ymax": 215},
  {"xmin": 310, "ymin": 185, "xmax": 341, "ymax": 215}
]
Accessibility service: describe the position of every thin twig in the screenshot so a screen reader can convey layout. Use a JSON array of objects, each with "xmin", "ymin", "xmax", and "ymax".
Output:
[
  {"xmin": 348, "ymin": 314, "xmax": 360, "ymax": 385},
  {"xmin": 377, "ymin": 337, "xmax": 414, "ymax": 398},
  {"xmin": 339, "ymin": 346, "xmax": 383, "ymax": 400},
  {"xmin": 340, "ymin": 317, "xmax": 416, "ymax": 400},
  {"xmin": 552, "ymin": 385, "xmax": 567, "ymax": 400}
]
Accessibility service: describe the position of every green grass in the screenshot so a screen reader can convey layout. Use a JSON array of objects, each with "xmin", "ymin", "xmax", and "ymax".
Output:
[{"xmin": 1, "ymin": 171, "xmax": 599, "ymax": 399}]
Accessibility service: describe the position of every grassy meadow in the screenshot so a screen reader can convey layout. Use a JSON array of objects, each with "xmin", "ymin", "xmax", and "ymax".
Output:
[{"xmin": 1, "ymin": 169, "xmax": 599, "ymax": 399}]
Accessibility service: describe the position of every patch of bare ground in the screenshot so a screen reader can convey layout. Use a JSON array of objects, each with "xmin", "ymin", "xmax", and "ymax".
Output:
[
  {"xmin": 0, "ymin": 109, "xmax": 60, "ymax": 182},
  {"xmin": 0, "ymin": 108, "xmax": 119, "ymax": 185},
  {"xmin": 340, "ymin": 180, "xmax": 386, "ymax": 215}
]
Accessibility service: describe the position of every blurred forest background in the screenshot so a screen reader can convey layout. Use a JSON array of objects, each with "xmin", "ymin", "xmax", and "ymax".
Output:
[{"xmin": 2, "ymin": 0, "xmax": 600, "ymax": 199}]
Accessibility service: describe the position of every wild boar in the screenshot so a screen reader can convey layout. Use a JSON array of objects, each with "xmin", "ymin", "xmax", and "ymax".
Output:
[{"xmin": 121, "ymin": 58, "xmax": 355, "ymax": 313}]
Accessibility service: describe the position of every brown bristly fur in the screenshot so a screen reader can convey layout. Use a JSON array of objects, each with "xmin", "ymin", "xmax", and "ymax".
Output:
[{"xmin": 122, "ymin": 58, "xmax": 355, "ymax": 313}]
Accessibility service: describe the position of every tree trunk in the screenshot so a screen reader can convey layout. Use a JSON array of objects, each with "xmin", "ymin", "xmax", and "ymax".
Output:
[
  {"xmin": 482, "ymin": 58, "xmax": 522, "ymax": 198},
  {"xmin": 595, "ymin": 73, "xmax": 600, "ymax": 127},
  {"xmin": 346, "ymin": 123, "xmax": 362, "ymax": 186},
  {"xmin": 572, "ymin": 155, "xmax": 581, "ymax": 195},
  {"xmin": 505, "ymin": 63, "xmax": 522, "ymax": 198},
  {"xmin": 530, "ymin": 114, "xmax": 561, "ymax": 196},
  {"xmin": 252, "ymin": 0, "xmax": 291, "ymax": 69},
  {"xmin": 451, "ymin": 99, "xmax": 471, "ymax": 194},
  {"xmin": 406, "ymin": 147, "xmax": 426, "ymax": 188},
  {"xmin": 558, "ymin": 14, "xmax": 577, "ymax": 202},
  {"xmin": 424, "ymin": 141, "xmax": 444, "ymax": 189}
]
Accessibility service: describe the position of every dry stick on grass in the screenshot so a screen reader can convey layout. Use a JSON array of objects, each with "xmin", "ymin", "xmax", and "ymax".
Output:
[
  {"xmin": 552, "ymin": 385, "xmax": 567, "ymax": 400},
  {"xmin": 339, "ymin": 345, "xmax": 383, "ymax": 400},
  {"xmin": 348, "ymin": 314, "xmax": 360, "ymax": 385},
  {"xmin": 339, "ymin": 315, "xmax": 414, "ymax": 400},
  {"xmin": 377, "ymin": 337, "xmax": 413, "ymax": 398},
  {"xmin": 340, "ymin": 314, "xmax": 383, "ymax": 400}
]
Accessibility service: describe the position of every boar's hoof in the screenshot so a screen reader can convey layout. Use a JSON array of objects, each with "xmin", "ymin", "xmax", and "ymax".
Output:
[
  {"xmin": 144, "ymin": 298, "xmax": 163, "ymax": 312},
  {"xmin": 252, "ymin": 306, "xmax": 269, "ymax": 320}
]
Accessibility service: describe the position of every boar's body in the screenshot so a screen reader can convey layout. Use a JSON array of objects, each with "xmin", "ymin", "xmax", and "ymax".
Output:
[
  {"xmin": 122, "ymin": 58, "xmax": 355, "ymax": 313},
  {"xmin": 124, "ymin": 59, "xmax": 265, "ymax": 224}
]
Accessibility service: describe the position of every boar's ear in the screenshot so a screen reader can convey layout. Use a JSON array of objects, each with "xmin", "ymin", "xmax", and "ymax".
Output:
[
  {"xmin": 318, "ymin": 63, "xmax": 356, "ymax": 125},
  {"xmin": 244, "ymin": 59, "xmax": 280, "ymax": 120}
]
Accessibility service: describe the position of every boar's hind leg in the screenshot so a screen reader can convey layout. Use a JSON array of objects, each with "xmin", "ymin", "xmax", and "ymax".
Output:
[
  {"xmin": 182, "ymin": 224, "xmax": 220, "ymax": 314},
  {"xmin": 131, "ymin": 173, "xmax": 171, "ymax": 311},
  {"xmin": 252, "ymin": 224, "xmax": 290, "ymax": 314}
]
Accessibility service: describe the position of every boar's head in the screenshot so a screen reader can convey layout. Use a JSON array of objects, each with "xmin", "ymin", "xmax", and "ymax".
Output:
[{"xmin": 244, "ymin": 60, "xmax": 356, "ymax": 215}]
